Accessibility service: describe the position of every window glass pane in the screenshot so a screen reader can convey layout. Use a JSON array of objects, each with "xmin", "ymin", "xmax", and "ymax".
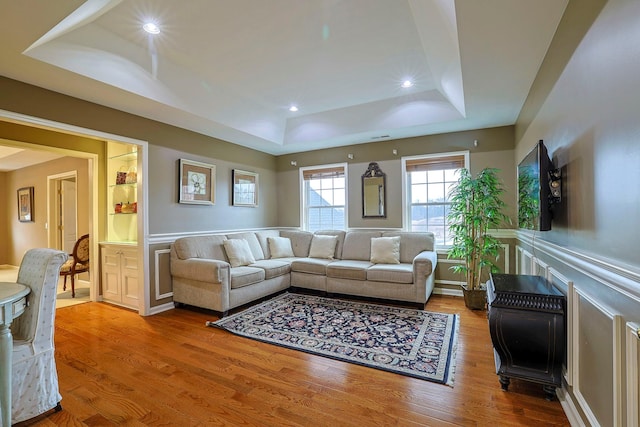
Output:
[
  {"xmin": 320, "ymin": 189, "xmax": 333, "ymax": 205},
  {"xmin": 411, "ymin": 184, "xmax": 427, "ymax": 203},
  {"xmin": 430, "ymin": 226, "xmax": 446, "ymax": 245},
  {"xmin": 410, "ymin": 171, "xmax": 427, "ymax": 184},
  {"xmin": 445, "ymin": 182, "xmax": 456, "ymax": 202},
  {"xmin": 303, "ymin": 166, "xmax": 347, "ymax": 231},
  {"xmin": 405, "ymin": 155, "xmax": 466, "ymax": 245},
  {"xmin": 444, "ymin": 169, "xmax": 459, "ymax": 182},
  {"xmin": 410, "ymin": 205, "xmax": 427, "ymax": 231},
  {"xmin": 427, "ymin": 169, "xmax": 443, "ymax": 182},
  {"xmin": 427, "ymin": 183, "xmax": 445, "ymax": 203}
]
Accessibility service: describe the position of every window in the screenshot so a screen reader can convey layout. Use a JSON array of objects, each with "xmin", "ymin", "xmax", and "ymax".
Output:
[
  {"xmin": 404, "ymin": 152, "xmax": 468, "ymax": 246},
  {"xmin": 301, "ymin": 164, "xmax": 347, "ymax": 231}
]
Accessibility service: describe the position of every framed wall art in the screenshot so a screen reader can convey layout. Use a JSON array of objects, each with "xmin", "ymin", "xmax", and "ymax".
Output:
[
  {"xmin": 178, "ymin": 159, "xmax": 215, "ymax": 205},
  {"xmin": 232, "ymin": 169, "xmax": 258, "ymax": 207},
  {"xmin": 17, "ymin": 186, "xmax": 34, "ymax": 222}
]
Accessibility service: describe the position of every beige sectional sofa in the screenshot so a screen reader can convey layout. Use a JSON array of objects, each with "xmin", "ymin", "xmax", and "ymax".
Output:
[{"xmin": 170, "ymin": 229, "xmax": 437, "ymax": 316}]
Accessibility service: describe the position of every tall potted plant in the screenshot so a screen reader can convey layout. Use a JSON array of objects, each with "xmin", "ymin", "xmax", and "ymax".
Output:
[{"xmin": 447, "ymin": 168, "xmax": 510, "ymax": 309}]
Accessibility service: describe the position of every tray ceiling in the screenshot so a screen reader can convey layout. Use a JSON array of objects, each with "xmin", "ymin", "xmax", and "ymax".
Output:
[{"xmin": 0, "ymin": 0, "xmax": 568, "ymax": 155}]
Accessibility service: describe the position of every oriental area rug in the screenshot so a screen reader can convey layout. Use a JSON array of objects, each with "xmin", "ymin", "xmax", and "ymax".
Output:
[{"xmin": 208, "ymin": 293, "xmax": 459, "ymax": 385}]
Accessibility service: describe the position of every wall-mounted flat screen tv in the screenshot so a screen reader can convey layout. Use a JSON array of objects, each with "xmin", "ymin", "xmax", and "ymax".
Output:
[{"xmin": 518, "ymin": 140, "xmax": 553, "ymax": 231}]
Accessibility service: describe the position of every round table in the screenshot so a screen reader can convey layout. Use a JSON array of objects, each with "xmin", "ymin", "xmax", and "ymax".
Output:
[{"xmin": 0, "ymin": 282, "xmax": 30, "ymax": 426}]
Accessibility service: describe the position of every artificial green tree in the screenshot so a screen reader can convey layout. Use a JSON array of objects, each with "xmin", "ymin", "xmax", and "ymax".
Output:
[{"xmin": 447, "ymin": 168, "xmax": 510, "ymax": 305}]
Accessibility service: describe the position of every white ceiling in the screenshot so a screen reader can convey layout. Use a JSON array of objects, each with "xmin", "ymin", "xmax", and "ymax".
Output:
[{"xmin": 0, "ymin": 0, "xmax": 568, "ymax": 159}]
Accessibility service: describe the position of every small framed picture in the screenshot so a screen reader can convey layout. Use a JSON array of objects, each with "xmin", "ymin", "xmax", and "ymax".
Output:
[
  {"xmin": 17, "ymin": 187, "xmax": 34, "ymax": 222},
  {"xmin": 232, "ymin": 169, "xmax": 258, "ymax": 207},
  {"xmin": 178, "ymin": 159, "xmax": 215, "ymax": 205}
]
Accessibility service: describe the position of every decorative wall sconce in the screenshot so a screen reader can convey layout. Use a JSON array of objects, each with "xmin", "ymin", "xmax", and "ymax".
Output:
[{"xmin": 548, "ymin": 168, "xmax": 562, "ymax": 204}]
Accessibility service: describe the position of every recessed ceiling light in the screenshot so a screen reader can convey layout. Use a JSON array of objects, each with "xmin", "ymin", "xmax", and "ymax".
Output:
[
  {"xmin": 289, "ymin": 105, "xmax": 299, "ymax": 112},
  {"xmin": 143, "ymin": 22, "xmax": 160, "ymax": 34},
  {"xmin": 401, "ymin": 80, "xmax": 413, "ymax": 88}
]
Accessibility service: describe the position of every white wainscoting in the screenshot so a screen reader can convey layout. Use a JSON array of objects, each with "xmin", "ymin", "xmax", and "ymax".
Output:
[
  {"xmin": 627, "ymin": 322, "xmax": 640, "ymax": 427},
  {"xmin": 154, "ymin": 249, "xmax": 172, "ymax": 300},
  {"xmin": 516, "ymin": 233, "xmax": 640, "ymax": 427},
  {"xmin": 547, "ymin": 268, "xmax": 574, "ymax": 386},
  {"xmin": 434, "ymin": 243, "xmax": 510, "ymax": 296},
  {"xmin": 571, "ymin": 288, "xmax": 623, "ymax": 427},
  {"xmin": 516, "ymin": 246, "xmax": 533, "ymax": 275}
]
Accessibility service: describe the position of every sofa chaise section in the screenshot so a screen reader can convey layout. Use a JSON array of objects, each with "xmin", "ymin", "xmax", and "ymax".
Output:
[{"xmin": 170, "ymin": 233, "xmax": 290, "ymax": 316}]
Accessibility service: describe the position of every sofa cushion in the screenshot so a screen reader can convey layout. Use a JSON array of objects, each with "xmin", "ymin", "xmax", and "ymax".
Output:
[
  {"xmin": 290, "ymin": 257, "xmax": 333, "ymax": 275},
  {"xmin": 308, "ymin": 234, "xmax": 338, "ymax": 259},
  {"xmin": 268, "ymin": 236, "xmax": 295, "ymax": 258},
  {"xmin": 223, "ymin": 239, "xmax": 256, "ymax": 267},
  {"xmin": 255, "ymin": 230, "xmax": 281, "ymax": 259},
  {"xmin": 326, "ymin": 260, "xmax": 373, "ymax": 280},
  {"xmin": 229, "ymin": 266, "xmax": 265, "ymax": 289},
  {"xmin": 341, "ymin": 231, "xmax": 382, "ymax": 261},
  {"xmin": 370, "ymin": 236, "xmax": 400, "ymax": 264},
  {"xmin": 227, "ymin": 232, "xmax": 265, "ymax": 261},
  {"xmin": 314, "ymin": 230, "xmax": 346, "ymax": 259},
  {"xmin": 382, "ymin": 231, "xmax": 435, "ymax": 263},
  {"xmin": 173, "ymin": 235, "xmax": 227, "ymax": 260},
  {"xmin": 250, "ymin": 259, "xmax": 291, "ymax": 279},
  {"xmin": 367, "ymin": 263, "xmax": 414, "ymax": 284},
  {"xmin": 280, "ymin": 230, "xmax": 313, "ymax": 257}
]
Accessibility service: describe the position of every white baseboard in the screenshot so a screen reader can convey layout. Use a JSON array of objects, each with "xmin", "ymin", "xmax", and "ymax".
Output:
[
  {"xmin": 433, "ymin": 287, "xmax": 463, "ymax": 297},
  {"xmin": 556, "ymin": 387, "xmax": 585, "ymax": 427},
  {"xmin": 147, "ymin": 301, "xmax": 175, "ymax": 315}
]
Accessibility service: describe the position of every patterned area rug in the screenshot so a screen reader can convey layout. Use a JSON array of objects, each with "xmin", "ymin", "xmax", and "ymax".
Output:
[{"xmin": 208, "ymin": 293, "xmax": 459, "ymax": 385}]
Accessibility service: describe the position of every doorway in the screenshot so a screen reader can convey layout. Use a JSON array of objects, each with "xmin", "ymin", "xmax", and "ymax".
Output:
[
  {"xmin": 47, "ymin": 170, "xmax": 91, "ymax": 304},
  {"xmin": 48, "ymin": 172, "xmax": 78, "ymax": 252}
]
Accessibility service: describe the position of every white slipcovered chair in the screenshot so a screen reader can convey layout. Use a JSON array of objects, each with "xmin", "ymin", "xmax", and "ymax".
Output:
[{"xmin": 3, "ymin": 248, "xmax": 67, "ymax": 424}]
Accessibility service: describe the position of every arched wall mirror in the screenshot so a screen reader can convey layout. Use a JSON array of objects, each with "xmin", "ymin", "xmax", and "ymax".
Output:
[{"xmin": 362, "ymin": 162, "xmax": 386, "ymax": 218}]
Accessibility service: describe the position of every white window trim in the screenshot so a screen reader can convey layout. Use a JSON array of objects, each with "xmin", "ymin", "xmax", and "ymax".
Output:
[
  {"xmin": 299, "ymin": 162, "xmax": 349, "ymax": 231},
  {"xmin": 401, "ymin": 151, "xmax": 469, "ymax": 246}
]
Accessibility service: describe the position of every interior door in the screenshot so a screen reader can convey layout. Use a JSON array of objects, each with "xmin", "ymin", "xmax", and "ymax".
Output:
[{"xmin": 61, "ymin": 179, "xmax": 77, "ymax": 253}]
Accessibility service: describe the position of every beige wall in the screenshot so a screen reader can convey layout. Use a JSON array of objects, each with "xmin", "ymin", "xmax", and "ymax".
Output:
[
  {"xmin": 0, "ymin": 172, "xmax": 7, "ymax": 262},
  {"xmin": 147, "ymin": 145, "xmax": 278, "ymax": 234},
  {"xmin": 516, "ymin": 0, "xmax": 638, "ymax": 267},
  {"xmin": 276, "ymin": 126, "xmax": 516, "ymax": 229},
  {"xmin": 513, "ymin": 1, "xmax": 639, "ymax": 425},
  {"xmin": 4, "ymin": 156, "xmax": 90, "ymax": 265}
]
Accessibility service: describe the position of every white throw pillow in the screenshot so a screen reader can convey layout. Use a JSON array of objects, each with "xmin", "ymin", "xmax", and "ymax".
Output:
[
  {"xmin": 223, "ymin": 239, "xmax": 256, "ymax": 267},
  {"xmin": 370, "ymin": 236, "xmax": 401, "ymax": 264},
  {"xmin": 268, "ymin": 236, "xmax": 295, "ymax": 258},
  {"xmin": 309, "ymin": 234, "xmax": 338, "ymax": 259}
]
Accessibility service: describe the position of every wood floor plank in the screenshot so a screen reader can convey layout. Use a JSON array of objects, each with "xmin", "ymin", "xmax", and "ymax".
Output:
[{"xmin": 14, "ymin": 295, "xmax": 570, "ymax": 426}]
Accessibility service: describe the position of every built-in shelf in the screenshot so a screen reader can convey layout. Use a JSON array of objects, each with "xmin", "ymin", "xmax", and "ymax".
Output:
[
  {"xmin": 109, "ymin": 183, "xmax": 137, "ymax": 188},
  {"xmin": 107, "ymin": 141, "xmax": 138, "ymax": 244},
  {"xmin": 109, "ymin": 151, "xmax": 137, "ymax": 161}
]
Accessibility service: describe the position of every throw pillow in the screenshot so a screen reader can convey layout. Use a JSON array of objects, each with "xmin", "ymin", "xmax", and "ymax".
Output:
[
  {"xmin": 370, "ymin": 236, "xmax": 401, "ymax": 264},
  {"xmin": 223, "ymin": 239, "xmax": 256, "ymax": 267},
  {"xmin": 309, "ymin": 234, "xmax": 338, "ymax": 259},
  {"xmin": 268, "ymin": 236, "xmax": 295, "ymax": 258}
]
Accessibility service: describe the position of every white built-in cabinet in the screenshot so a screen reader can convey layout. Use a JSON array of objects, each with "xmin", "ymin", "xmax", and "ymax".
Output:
[
  {"xmin": 100, "ymin": 243, "xmax": 139, "ymax": 309},
  {"xmin": 101, "ymin": 141, "xmax": 140, "ymax": 310}
]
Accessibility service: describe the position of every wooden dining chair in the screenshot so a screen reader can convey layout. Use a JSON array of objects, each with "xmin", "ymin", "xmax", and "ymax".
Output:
[{"xmin": 58, "ymin": 234, "xmax": 89, "ymax": 298}]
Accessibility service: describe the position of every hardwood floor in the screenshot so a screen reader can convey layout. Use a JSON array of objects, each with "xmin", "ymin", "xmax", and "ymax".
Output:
[{"xmin": 16, "ymin": 295, "xmax": 570, "ymax": 426}]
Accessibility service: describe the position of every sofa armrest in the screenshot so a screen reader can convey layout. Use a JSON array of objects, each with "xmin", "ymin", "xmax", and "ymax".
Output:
[
  {"xmin": 170, "ymin": 257, "xmax": 230, "ymax": 284},
  {"xmin": 412, "ymin": 250, "xmax": 437, "ymax": 281}
]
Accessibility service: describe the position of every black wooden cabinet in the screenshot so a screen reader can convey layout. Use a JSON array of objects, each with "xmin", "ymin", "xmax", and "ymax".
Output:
[{"xmin": 487, "ymin": 273, "xmax": 566, "ymax": 400}]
